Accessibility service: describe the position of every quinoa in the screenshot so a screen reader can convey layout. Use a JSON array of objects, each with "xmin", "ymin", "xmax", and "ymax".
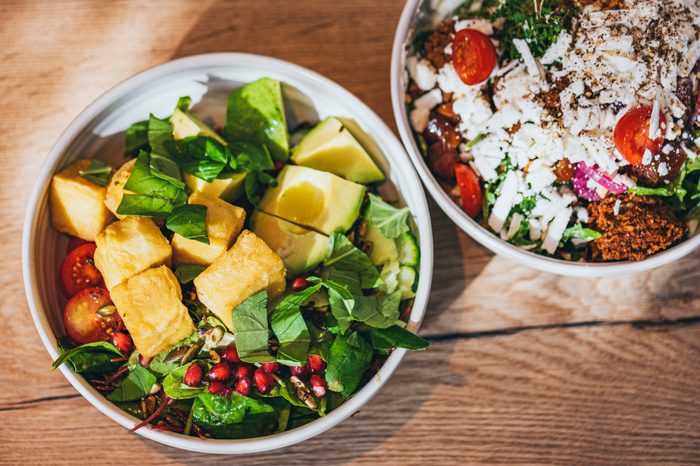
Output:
[{"xmin": 588, "ymin": 194, "xmax": 687, "ymax": 261}]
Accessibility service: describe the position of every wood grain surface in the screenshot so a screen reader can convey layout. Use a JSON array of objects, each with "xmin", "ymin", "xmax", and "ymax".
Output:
[{"xmin": 1, "ymin": 1, "xmax": 699, "ymax": 464}]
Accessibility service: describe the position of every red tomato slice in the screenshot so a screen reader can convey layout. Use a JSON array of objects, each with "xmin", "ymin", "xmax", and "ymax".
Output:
[
  {"xmin": 66, "ymin": 236, "xmax": 89, "ymax": 253},
  {"xmin": 61, "ymin": 243, "xmax": 103, "ymax": 297},
  {"xmin": 613, "ymin": 106, "xmax": 666, "ymax": 166},
  {"xmin": 452, "ymin": 29, "xmax": 497, "ymax": 86},
  {"xmin": 455, "ymin": 164, "xmax": 483, "ymax": 218},
  {"xmin": 63, "ymin": 287, "xmax": 122, "ymax": 345}
]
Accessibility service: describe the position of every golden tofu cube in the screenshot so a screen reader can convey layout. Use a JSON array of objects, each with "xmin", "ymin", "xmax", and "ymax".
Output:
[
  {"xmin": 194, "ymin": 230, "xmax": 286, "ymax": 330},
  {"xmin": 111, "ymin": 266, "xmax": 194, "ymax": 358},
  {"xmin": 49, "ymin": 160, "xmax": 114, "ymax": 241},
  {"xmin": 94, "ymin": 216, "xmax": 172, "ymax": 290},
  {"xmin": 104, "ymin": 158, "xmax": 136, "ymax": 219},
  {"xmin": 172, "ymin": 192, "xmax": 246, "ymax": 266}
]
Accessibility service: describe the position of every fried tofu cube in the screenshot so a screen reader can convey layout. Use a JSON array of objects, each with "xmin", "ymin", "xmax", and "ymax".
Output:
[
  {"xmin": 194, "ymin": 230, "xmax": 286, "ymax": 330},
  {"xmin": 104, "ymin": 158, "xmax": 136, "ymax": 219},
  {"xmin": 94, "ymin": 216, "xmax": 172, "ymax": 290},
  {"xmin": 49, "ymin": 160, "xmax": 114, "ymax": 241},
  {"xmin": 171, "ymin": 192, "xmax": 246, "ymax": 266},
  {"xmin": 111, "ymin": 266, "xmax": 194, "ymax": 357}
]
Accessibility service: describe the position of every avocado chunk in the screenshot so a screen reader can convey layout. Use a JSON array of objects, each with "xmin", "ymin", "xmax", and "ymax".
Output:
[
  {"xmin": 362, "ymin": 220, "xmax": 398, "ymax": 266},
  {"xmin": 291, "ymin": 117, "xmax": 385, "ymax": 183},
  {"xmin": 251, "ymin": 210, "xmax": 330, "ymax": 277},
  {"xmin": 171, "ymin": 108, "xmax": 226, "ymax": 144},
  {"xmin": 183, "ymin": 172, "xmax": 246, "ymax": 202},
  {"xmin": 224, "ymin": 78, "xmax": 289, "ymax": 161},
  {"xmin": 258, "ymin": 165, "xmax": 365, "ymax": 235}
]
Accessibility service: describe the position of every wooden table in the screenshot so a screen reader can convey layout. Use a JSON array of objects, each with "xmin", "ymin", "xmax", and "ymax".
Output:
[{"xmin": 2, "ymin": 1, "xmax": 700, "ymax": 464}]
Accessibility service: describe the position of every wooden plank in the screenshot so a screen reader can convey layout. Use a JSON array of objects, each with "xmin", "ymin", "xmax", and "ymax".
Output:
[{"xmin": 2, "ymin": 323, "xmax": 700, "ymax": 464}]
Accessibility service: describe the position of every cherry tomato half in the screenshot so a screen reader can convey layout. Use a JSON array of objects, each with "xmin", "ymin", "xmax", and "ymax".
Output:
[
  {"xmin": 61, "ymin": 243, "xmax": 103, "ymax": 297},
  {"xmin": 66, "ymin": 236, "xmax": 89, "ymax": 254},
  {"xmin": 455, "ymin": 164, "xmax": 483, "ymax": 218},
  {"xmin": 63, "ymin": 287, "xmax": 122, "ymax": 345},
  {"xmin": 613, "ymin": 106, "xmax": 666, "ymax": 166},
  {"xmin": 452, "ymin": 29, "xmax": 497, "ymax": 86}
]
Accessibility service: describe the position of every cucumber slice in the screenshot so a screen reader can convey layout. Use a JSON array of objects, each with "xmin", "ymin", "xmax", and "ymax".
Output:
[
  {"xmin": 396, "ymin": 232, "xmax": 420, "ymax": 266},
  {"xmin": 398, "ymin": 266, "xmax": 418, "ymax": 299},
  {"xmin": 380, "ymin": 261, "xmax": 400, "ymax": 295},
  {"xmin": 364, "ymin": 222, "xmax": 399, "ymax": 266}
]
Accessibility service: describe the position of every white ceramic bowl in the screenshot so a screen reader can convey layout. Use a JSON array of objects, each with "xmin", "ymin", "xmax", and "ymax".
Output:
[
  {"xmin": 22, "ymin": 53, "xmax": 433, "ymax": 454},
  {"xmin": 391, "ymin": 0, "xmax": 700, "ymax": 277}
]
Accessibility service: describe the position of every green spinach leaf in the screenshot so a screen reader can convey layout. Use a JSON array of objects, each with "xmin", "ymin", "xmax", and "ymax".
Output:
[
  {"xmin": 166, "ymin": 204, "xmax": 209, "ymax": 244},
  {"xmin": 168, "ymin": 136, "xmax": 230, "ymax": 182},
  {"xmin": 78, "ymin": 160, "xmax": 112, "ymax": 187},
  {"xmin": 163, "ymin": 362, "xmax": 208, "ymax": 399},
  {"xmin": 231, "ymin": 142, "xmax": 274, "ymax": 172},
  {"xmin": 52, "ymin": 341, "xmax": 122, "ymax": 370},
  {"xmin": 324, "ymin": 233, "xmax": 383, "ymax": 289},
  {"xmin": 125, "ymin": 120, "xmax": 149, "ymax": 155},
  {"xmin": 123, "ymin": 151, "xmax": 186, "ymax": 201},
  {"xmin": 174, "ymin": 264, "xmax": 207, "ymax": 284},
  {"xmin": 106, "ymin": 365, "xmax": 156, "ymax": 402},
  {"xmin": 366, "ymin": 194, "xmax": 410, "ymax": 239},
  {"xmin": 176, "ymin": 96, "xmax": 192, "ymax": 112},
  {"xmin": 352, "ymin": 291, "xmax": 401, "ymax": 329},
  {"xmin": 561, "ymin": 224, "xmax": 601, "ymax": 242},
  {"xmin": 117, "ymin": 193, "xmax": 176, "ymax": 218},
  {"xmin": 192, "ymin": 391, "xmax": 277, "ymax": 439},
  {"xmin": 230, "ymin": 291, "xmax": 275, "ymax": 363},
  {"xmin": 147, "ymin": 114, "xmax": 174, "ymax": 158},
  {"xmin": 326, "ymin": 331, "xmax": 373, "ymax": 398},
  {"xmin": 149, "ymin": 153, "xmax": 184, "ymax": 189},
  {"xmin": 368, "ymin": 325, "xmax": 429, "ymax": 351},
  {"xmin": 271, "ymin": 286, "xmax": 321, "ymax": 365}
]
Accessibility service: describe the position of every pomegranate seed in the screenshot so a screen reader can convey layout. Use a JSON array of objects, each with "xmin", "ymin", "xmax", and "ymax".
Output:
[
  {"xmin": 184, "ymin": 363, "xmax": 203, "ymax": 387},
  {"xmin": 221, "ymin": 345, "xmax": 240, "ymax": 362},
  {"xmin": 260, "ymin": 362, "xmax": 281, "ymax": 374},
  {"xmin": 207, "ymin": 362, "xmax": 232, "ymax": 382},
  {"xmin": 111, "ymin": 332, "xmax": 134, "ymax": 354},
  {"xmin": 290, "ymin": 365, "xmax": 308, "ymax": 377},
  {"xmin": 235, "ymin": 377, "xmax": 252, "ymax": 397},
  {"xmin": 307, "ymin": 355, "xmax": 326, "ymax": 374},
  {"xmin": 253, "ymin": 368, "xmax": 276, "ymax": 394},
  {"xmin": 309, "ymin": 375, "xmax": 327, "ymax": 397},
  {"xmin": 290, "ymin": 276, "xmax": 311, "ymax": 290},
  {"xmin": 208, "ymin": 380, "xmax": 230, "ymax": 397},
  {"xmin": 233, "ymin": 363, "xmax": 254, "ymax": 381}
]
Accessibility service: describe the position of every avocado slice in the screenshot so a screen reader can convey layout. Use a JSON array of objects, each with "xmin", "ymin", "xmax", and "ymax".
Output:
[
  {"xmin": 291, "ymin": 117, "xmax": 385, "ymax": 183},
  {"xmin": 250, "ymin": 210, "xmax": 330, "ymax": 277},
  {"xmin": 362, "ymin": 220, "xmax": 399, "ymax": 266},
  {"xmin": 171, "ymin": 108, "xmax": 226, "ymax": 144},
  {"xmin": 183, "ymin": 172, "xmax": 246, "ymax": 202},
  {"xmin": 258, "ymin": 165, "xmax": 365, "ymax": 235},
  {"xmin": 224, "ymin": 78, "xmax": 289, "ymax": 161}
]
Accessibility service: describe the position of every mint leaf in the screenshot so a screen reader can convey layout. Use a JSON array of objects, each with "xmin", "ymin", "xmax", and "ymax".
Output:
[
  {"xmin": 174, "ymin": 264, "xmax": 207, "ymax": 284},
  {"xmin": 324, "ymin": 233, "xmax": 382, "ymax": 289},
  {"xmin": 326, "ymin": 331, "xmax": 372, "ymax": 398},
  {"xmin": 167, "ymin": 204, "xmax": 209, "ymax": 244},
  {"xmin": 106, "ymin": 365, "xmax": 156, "ymax": 402},
  {"xmin": 230, "ymin": 291, "xmax": 275, "ymax": 363},
  {"xmin": 366, "ymin": 194, "xmax": 410, "ymax": 239},
  {"xmin": 78, "ymin": 160, "xmax": 112, "ymax": 187},
  {"xmin": 367, "ymin": 325, "xmax": 429, "ymax": 351}
]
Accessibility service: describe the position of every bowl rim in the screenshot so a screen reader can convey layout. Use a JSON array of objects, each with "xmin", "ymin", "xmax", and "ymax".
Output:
[
  {"xmin": 22, "ymin": 52, "xmax": 434, "ymax": 454},
  {"xmin": 390, "ymin": 0, "xmax": 700, "ymax": 278}
]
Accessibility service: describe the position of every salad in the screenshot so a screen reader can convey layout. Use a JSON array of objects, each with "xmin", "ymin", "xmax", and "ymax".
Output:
[
  {"xmin": 406, "ymin": 0, "xmax": 700, "ymax": 261},
  {"xmin": 48, "ymin": 77, "xmax": 427, "ymax": 439}
]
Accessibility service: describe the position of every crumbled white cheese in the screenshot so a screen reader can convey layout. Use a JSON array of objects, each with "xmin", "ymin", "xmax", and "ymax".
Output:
[
  {"xmin": 506, "ymin": 212, "xmax": 525, "ymax": 239},
  {"xmin": 648, "ymin": 99, "xmax": 660, "ymax": 139},
  {"xmin": 642, "ymin": 149, "xmax": 653, "ymax": 165},
  {"xmin": 410, "ymin": 107, "xmax": 430, "ymax": 133},
  {"xmin": 414, "ymin": 59, "xmax": 438, "ymax": 91},
  {"xmin": 543, "ymin": 207, "xmax": 572, "ymax": 254},
  {"xmin": 541, "ymin": 30, "xmax": 573, "ymax": 65},
  {"xmin": 414, "ymin": 88, "xmax": 442, "ymax": 111},
  {"xmin": 658, "ymin": 162, "xmax": 669, "ymax": 176},
  {"xmin": 512, "ymin": 39, "xmax": 539, "ymax": 77},
  {"xmin": 576, "ymin": 207, "xmax": 589, "ymax": 223},
  {"xmin": 488, "ymin": 171, "xmax": 519, "ymax": 232},
  {"xmin": 613, "ymin": 199, "xmax": 622, "ymax": 216}
]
